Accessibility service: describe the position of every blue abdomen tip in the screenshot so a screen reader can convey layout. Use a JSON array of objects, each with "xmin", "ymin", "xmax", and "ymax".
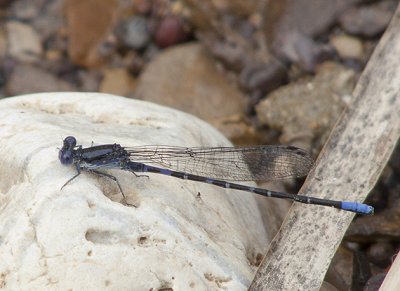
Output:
[{"xmin": 341, "ymin": 202, "xmax": 374, "ymax": 215}]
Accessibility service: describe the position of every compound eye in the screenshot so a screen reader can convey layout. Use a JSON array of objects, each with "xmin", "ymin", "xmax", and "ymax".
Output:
[{"xmin": 64, "ymin": 136, "xmax": 77, "ymax": 148}]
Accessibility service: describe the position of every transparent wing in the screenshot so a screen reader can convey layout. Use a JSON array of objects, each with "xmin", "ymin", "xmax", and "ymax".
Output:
[{"xmin": 125, "ymin": 145, "xmax": 314, "ymax": 181}]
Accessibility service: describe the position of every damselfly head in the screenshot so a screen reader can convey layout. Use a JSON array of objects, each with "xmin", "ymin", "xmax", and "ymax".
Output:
[
  {"xmin": 63, "ymin": 136, "xmax": 76, "ymax": 148},
  {"xmin": 59, "ymin": 136, "xmax": 77, "ymax": 165}
]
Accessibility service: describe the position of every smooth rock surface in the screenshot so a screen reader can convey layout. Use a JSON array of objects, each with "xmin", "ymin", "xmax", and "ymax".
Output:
[{"xmin": 0, "ymin": 92, "xmax": 268, "ymax": 290}]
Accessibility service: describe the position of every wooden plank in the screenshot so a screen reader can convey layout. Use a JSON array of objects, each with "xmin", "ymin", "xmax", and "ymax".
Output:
[
  {"xmin": 379, "ymin": 253, "xmax": 400, "ymax": 290},
  {"xmin": 249, "ymin": 4, "xmax": 400, "ymax": 290}
]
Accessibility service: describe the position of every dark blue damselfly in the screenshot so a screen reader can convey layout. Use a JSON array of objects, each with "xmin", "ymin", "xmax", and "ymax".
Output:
[{"xmin": 58, "ymin": 136, "xmax": 374, "ymax": 215}]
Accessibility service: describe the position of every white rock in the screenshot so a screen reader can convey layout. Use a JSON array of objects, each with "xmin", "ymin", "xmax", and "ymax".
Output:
[{"xmin": 0, "ymin": 92, "xmax": 269, "ymax": 290}]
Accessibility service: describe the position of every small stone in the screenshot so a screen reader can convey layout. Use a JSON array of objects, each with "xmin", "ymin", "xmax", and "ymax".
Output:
[
  {"xmin": 77, "ymin": 70, "xmax": 102, "ymax": 92},
  {"xmin": 339, "ymin": 3, "xmax": 394, "ymax": 37},
  {"xmin": 31, "ymin": 0, "xmax": 65, "ymax": 41},
  {"xmin": 263, "ymin": 0, "xmax": 357, "ymax": 71},
  {"xmin": 239, "ymin": 58, "xmax": 288, "ymax": 95},
  {"xmin": 153, "ymin": 16, "xmax": 189, "ymax": 48},
  {"xmin": 6, "ymin": 21, "xmax": 42, "ymax": 62},
  {"xmin": 10, "ymin": 0, "xmax": 39, "ymax": 20},
  {"xmin": 66, "ymin": 0, "xmax": 118, "ymax": 67},
  {"xmin": 135, "ymin": 43, "xmax": 249, "ymax": 141},
  {"xmin": 271, "ymin": 30, "xmax": 335, "ymax": 72},
  {"xmin": 99, "ymin": 68, "xmax": 137, "ymax": 96},
  {"xmin": 115, "ymin": 16, "xmax": 150, "ymax": 50},
  {"xmin": 366, "ymin": 242, "xmax": 394, "ymax": 268},
  {"xmin": 255, "ymin": 62, "xmax": 356, "ymax": 147},
  {"xmin": 330, "ymin": 34, "xmax": 364, "ymax": 60},
  {"xmin": 6, "ymin": 64, "xmax": 74, "ymax": 96},
  {"xmin": 10, "ymin": 0, "xmax": 65, "ymax": 41}
]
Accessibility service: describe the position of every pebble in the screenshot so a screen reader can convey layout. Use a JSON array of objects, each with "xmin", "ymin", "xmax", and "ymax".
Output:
[
  {"xmin": 115, "ymin": 16, "xmax": 151, "ymax": 50},
  {"xmin": 10, "ymin": 0, "xmax": 40, "ymax": 20},
  {"xmin": 264, "ymin": 0, "xmax": 356, "ymax": 71},
  {"xmin": 330, "ymin": 34, "xmax": 364, "ymax": 60},
  {"xmin": 99, "ymin": 68, "xmax": 137, "ymax": 96},
  {"xmin": 134, "ymin": 42, "xmax": 260, "ymax": 143},
  {"xmin": 153, "ymin": 16, "xmax": 189, "ymax": 48},
  {"xmin": 239, "ymin": 57, "xmax": 288, "ymax": 96},
  {"xmin": 6, "ymin": 21, "xmax": 42, "ymax": 62},
  {"xmin": 339, "ymin": 3, "xmax": 394, "ymax": 37},
  {"xmin": 6, "ymin": 64, "xmax": 74, "ymax": 96},
  {"xmin": 366, "ymin": 242, "xmax": 394, "ymax": 268},
  {"xmin": 65, "ymin": 0, "xmax": 118, "ymax": 67},
  {"xmin": 255, "ymin": 62, "xmax": 356, "ymax": 147}
]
